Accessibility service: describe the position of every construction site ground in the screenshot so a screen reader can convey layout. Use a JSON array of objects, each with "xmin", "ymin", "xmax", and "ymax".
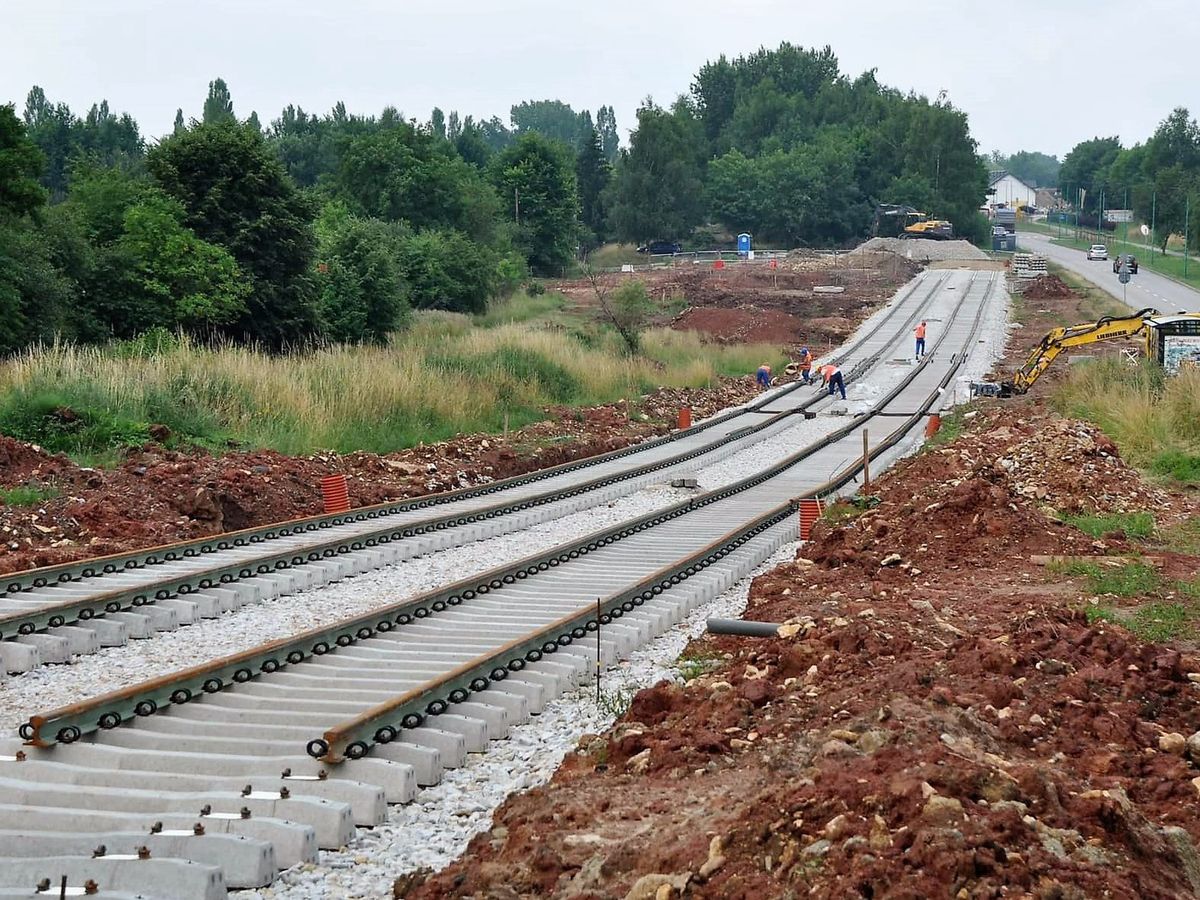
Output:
[
  {"xmin": 405, "ymin": 267, "xmax": 1200, "ymax": 899},
  {"xmin": 0, "ymin": 250, "xmax": 909, "ymax": 576},
  {"xmin": 558, "ymin": 251, "xmax": 919, "ymax": 354}
]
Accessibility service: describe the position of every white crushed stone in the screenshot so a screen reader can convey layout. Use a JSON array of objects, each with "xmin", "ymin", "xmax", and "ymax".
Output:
[
  {"xmin": 853, "ymin": 237, "xmax": 990, "ymax": 261},
  {"xmin": 246, "ymin": 543, "xmax": 797, "ymax": 900}
]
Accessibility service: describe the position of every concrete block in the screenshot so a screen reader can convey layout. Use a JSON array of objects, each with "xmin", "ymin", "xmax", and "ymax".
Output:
[
  {"xmin": 402, "ymin": 728, "xmax": 467, "ymax": 767},
  {"xmin": 0, "ymin": 641, "xmax": 40, "ymax": 673},
  {"xmin": 0, "ymin": 856, "xmax": 225, "ymax": 900},
  {"xmin": 14, "ymin": 632, "xmax": 70, "ymax": 664},
  {"xmin": 105, "ymin": 611, "xmax": 153, "ymax": 639},
  {"xmin": 44, "ymin": 625, "xmax": 101, "ymax": 656},
  {"xmin": 78, "ymin": 617, "xmax": 128, "ymax": 647}
]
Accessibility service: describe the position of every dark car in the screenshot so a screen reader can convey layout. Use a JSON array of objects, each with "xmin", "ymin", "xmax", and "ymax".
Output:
[
  {"xmin": 636, "ymin": 240, "xmax": 682, "ymax": 255},
  {"xmin": 1113, "ymin": 254, "xmax": 1139, "ymax": 274}
]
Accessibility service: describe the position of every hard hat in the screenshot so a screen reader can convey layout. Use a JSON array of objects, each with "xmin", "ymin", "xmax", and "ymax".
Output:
[{"xmin": 801, "ymin": 346, "xmax": 809, "ymax": 354}]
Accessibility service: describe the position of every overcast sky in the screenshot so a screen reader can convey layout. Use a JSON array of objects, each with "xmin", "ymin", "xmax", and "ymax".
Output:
[{"xmin": 4, "ymin": 0, "xmax": 1198, "ymax": 160}]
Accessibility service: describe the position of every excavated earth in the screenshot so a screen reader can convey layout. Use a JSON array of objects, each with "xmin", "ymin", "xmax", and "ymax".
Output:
[
  {"xmin": 407, "ymin": 403, "xmax": 1200, "ymax": 900},
  {"xmin": 404, "ymin": 268, "xmax": 1200, "ymax": 899},
  {"xmin": 0, "ymin": 380, "xmax": 762, "ymax": 575}
]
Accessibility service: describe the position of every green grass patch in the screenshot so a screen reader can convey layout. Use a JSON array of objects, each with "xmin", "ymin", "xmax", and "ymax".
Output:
[
  {"xmin": 1059, "ymin": 511, "xmax": 1156, "ymax": 540},
  {"xmin": 1162, "ymin": 517, "xmax": 1200, "ymax": 555},
  {"xmin": 1151, "ymin": 450, "xmax": 1200, "ymax": 484},
  {"xmin": 1060, "ymin": 560, "xmax": 1162, "ymax": 597},
  {"xmin": 473, "ymin": 290, "xmax": 567, "ymax": 327},
  {"xmin": 0, "ymin": 485, "xmax": 60, "ymax": 507},
  {"xmin": 676, "ymin": 647, "xmax": 725, "ymax": 682},
  {"xmin": 927, "ymin": 408, "xmax": 968, "ymax": 448},
  {"xmin": 1089, "ymin": 601, "xmax": 1195, "ymax": 643}
]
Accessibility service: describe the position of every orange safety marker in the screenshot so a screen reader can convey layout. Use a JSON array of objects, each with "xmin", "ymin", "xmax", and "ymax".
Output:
[
  {"xmin": 713, "ymin": 259, "xmax": 725, "ymax": 270},
  {"xmin": 798, "ymin": 497, "xmax": 825, "ymax": 540},
  {"xmin": 320, "ymin": 474, "xmax": 351, "ymax": 514},
  {"xmin": 678, "ymin": 407, "xmax": 692, "ymax": 430},
  {"xmin": 924, "ymin": 414, "xmax": 942, "ymax": 439}
]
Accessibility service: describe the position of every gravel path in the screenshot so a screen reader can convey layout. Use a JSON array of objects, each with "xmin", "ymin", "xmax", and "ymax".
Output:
[{"xmin": 244, "ymin": 542, "xmax": 797, "ymax": 900}]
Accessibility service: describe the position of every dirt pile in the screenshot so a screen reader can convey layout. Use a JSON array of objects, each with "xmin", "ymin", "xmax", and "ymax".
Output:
[
  {"xmin": 1022, "ymin": 275, "xmax": 1074, "ymax": 300},
  {"xmin": 0, "ymin": 380, "xmax": 767, "ymax": 575},
  {"xmin": 810, "ymin": 410, "xmax": 1172, "ymax": 576},
  {"xmin": 407, "ymin": 405, "xmax": 1200, "ymax": 899},
  {"xmin": 853, "ymin": 238, "xmax": 990, "ymax": 261}
]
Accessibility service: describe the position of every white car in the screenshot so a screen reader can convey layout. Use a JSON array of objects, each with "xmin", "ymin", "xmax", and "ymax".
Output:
[{"xmin": 1087, "ymin": 244, "xmax": 1108, "ymax": 260}]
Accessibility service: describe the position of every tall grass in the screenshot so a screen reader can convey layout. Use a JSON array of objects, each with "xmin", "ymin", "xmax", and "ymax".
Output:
[
  {"xmin": 0, "ymin": 320, "xmax": 785, "ymax": 459},
  {"xmin": 1053, "ymin": 358, "xmax": 1200, "ymax": 479}
]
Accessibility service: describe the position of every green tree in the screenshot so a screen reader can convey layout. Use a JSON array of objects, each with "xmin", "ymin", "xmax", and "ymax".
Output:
[
  {"xmin": 575, "ymin": 126, "xmax": 611, "ymax": 249},
  {"xmin": 397, "ymin": 229, "xmax": 496, "ymax": 314},
  {"xmin": 147, "ymin": 122, "xmax": 319, "ymax": 345},
  {"xmin": 607, "ymin": 102, "xmax": 704, "ymax": 244},
  {"xmin": 995, "ymin": 150, "xmax": 1060, "ymax": 188},
  {"xmin": 491, "ymin": 132, "xmax": 579, "ymax": 273},
  {"xmin": 0, "ymin": 106, "xmax": 74, "ymax": 350},
  {"xmin": 202, "ymin": 78, "xmax": 236, "ymax": 125},
  {"xmin": 0, "ymin": 104, "xmax": 48, "ymax": 217},
  {"xmin": 314, "ymin": 203, "xmax": 409, "ymax": 343},
  {"xmin": 113, "ymin": 194, "xmax": 250, "ymax": 332},
  {"xmin": 335, "ymin": 122, "xmax": 501, "ymax": 243},
  {"xmin": 430, "ymin": 108, "xmax": 446, "ymax": 141},
  {"xmin": 1059, "ymin": 137, "xmax": 1122, "ymax": 212},
  {"xmin": 173, "ymin": 109, "xmax": 186, "ymax": 135},
  {"xmin": 510, "ymin": 99, "xmax": 586, "ymax": 145},
  {"xmin": 596, "ymin": 105, "xmax": 619, "ymax": 162}
]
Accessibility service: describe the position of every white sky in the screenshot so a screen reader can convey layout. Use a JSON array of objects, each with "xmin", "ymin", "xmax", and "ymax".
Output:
[{"xmin": 4, "ymin": 0, "xmax": 1198, "ymax": 159}]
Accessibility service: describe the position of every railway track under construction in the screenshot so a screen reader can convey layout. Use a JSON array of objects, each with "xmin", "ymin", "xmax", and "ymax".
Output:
[
  {"xmin": 0, "ymin": 270, "xmax": 1002, "ymax": 899},
  {"xmin": 0, "ymin": 270, "xmax": 946, "ymax": 674}
]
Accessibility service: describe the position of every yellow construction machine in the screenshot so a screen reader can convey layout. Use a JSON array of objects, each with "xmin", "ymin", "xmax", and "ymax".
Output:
[
  {"xmin": 971, "ymin": 307, "xmax": 1200, "ymax": 397},
  {"xmin": 871, "ymin": 204, "xmax": 955, "ymax": 241}
]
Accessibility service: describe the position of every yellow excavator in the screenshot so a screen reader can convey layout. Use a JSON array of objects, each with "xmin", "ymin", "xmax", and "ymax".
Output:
[
  {"xmin": 971, "ymin": 307, "xmax": 1200, "ymax": 397},
  {"xmin": 871, "ymin": 204, "xmax": 955, "ymax": 241}
]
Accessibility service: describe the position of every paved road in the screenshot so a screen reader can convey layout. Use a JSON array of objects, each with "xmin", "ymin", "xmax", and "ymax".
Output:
[{"xmin": 1018, "ymin": 230, "xmax": 1200, "ymax": 314}]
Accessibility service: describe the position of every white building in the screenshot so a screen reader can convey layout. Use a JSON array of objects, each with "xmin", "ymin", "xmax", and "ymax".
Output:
[{"xmin": 987, "ymin": 171, "xmax": 1038, "ymax": 210}]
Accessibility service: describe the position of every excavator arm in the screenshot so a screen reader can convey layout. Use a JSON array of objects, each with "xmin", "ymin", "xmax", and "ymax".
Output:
[{"xmin": 997, "ymin": 307, "xmax": 1159, "ymax": 395}]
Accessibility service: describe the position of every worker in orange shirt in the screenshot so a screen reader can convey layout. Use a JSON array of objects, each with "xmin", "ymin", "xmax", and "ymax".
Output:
[
  {"xmin": 819, "ymin": 363, "xmax": 846, "ymax": 400},
  {"xmin": 915, "ymin": 321, "xmax": 927, "ymax": 359},
  {"xmin": 755, "ymin": 362, "xmax": 772, "ymax": 391},
  {"xmin": 797, "ymin": 347, "xmax": 813, "ymax": 384}
]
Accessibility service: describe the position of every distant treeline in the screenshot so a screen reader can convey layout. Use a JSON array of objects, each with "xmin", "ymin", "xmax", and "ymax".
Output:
[{"xmin": 0, "ymin": 43, "xmax": 989, "ymax": 353}]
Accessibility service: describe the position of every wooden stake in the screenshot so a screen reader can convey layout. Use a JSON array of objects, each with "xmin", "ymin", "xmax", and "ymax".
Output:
[{"xmin": 862, "ymin": 429, "xmax": 870, "ymax": 488}]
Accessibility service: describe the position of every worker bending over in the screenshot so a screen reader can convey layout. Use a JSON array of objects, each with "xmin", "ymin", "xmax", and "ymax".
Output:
[
  {"xmin": 755, "ymin": 363, "xmax": 772, "ymax": 391},
  {"xmin": 820, "ymin": 363, "xmax": 846, "ymax": 400},
  {"xmin": 797, "ymin": 347, "xmax": 813, "ymax": 384},
  {"xmin": 915, "ymin": 321, "xmax": 927, "ymax": 359}
]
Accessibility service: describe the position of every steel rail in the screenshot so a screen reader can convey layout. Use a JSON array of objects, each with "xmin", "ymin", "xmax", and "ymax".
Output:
[
  {"xmin": 312, "ymin": 276, "xmax": 994, "ymax": 761},
  {"xmin": 0, "ymin": 275, "xmax": 944, "ymax": 643},
  {"xmin": 21, "ymin": 274, "xmax": 976, "ymax": 749}
]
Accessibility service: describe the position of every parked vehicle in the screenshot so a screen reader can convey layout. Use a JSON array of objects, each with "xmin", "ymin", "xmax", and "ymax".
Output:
[
  {"xmin": 1113, "ymin": 254, "xmax": 1139, "ymax": 274},
  {"xmin": 1086, "ymin": 244, "xmax": 1108, "ymax": 260},
  {"xmin": 636, "ymin": 240, "xmax": 682, "ymax": 255}
]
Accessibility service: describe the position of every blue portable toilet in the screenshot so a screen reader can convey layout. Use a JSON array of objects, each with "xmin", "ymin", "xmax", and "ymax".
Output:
[{"xmin": 737, "ymin": 233, "xmax": 752, "ymax": 258}]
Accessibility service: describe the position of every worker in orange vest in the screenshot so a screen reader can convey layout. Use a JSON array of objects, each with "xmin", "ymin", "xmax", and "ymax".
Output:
[
  {"xmin": 819, "ymin": 363, "xmax": 846, "ymax": 400},
  {"xmin": 915, "ymin": 321, "xmax": 927, "ymax": 359},
  {"xmin": 797, "ymin": 347, "xmax": 813, "ymax": 384}
]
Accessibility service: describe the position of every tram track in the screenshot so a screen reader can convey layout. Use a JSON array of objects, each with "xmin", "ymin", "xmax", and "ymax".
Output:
[
  {"xmin": 0, "ymin": 271, "xmax": 1001, "ymax": 899},
  {"xmin": 0, "ymin": 272, "xmax": 945, "ymax": 673}
]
